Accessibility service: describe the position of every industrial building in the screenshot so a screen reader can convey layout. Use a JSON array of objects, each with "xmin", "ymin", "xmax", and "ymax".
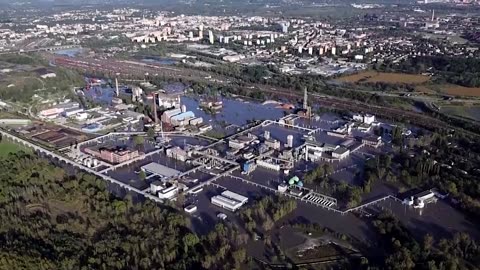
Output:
[
  {"xmin": 84, "ymin": 146, "xmax": 143, "ymax": 164},
  {"xmin": 161, "ymin": 106, "xmax": 202, "ymax": 127},
  {"xmin": 150, "ymin": 182, "xmax": 179, "ymax": 200},
  {"xmin": 211, "ymin": 190, "xmax": 248, "ymax": 212},
  {"xmin": 353, "ymin": 113, "xmax": 376, "ymax": 125},
  {"xmin": 256, "ymin": 158, "xmax": 281, "ymax": 171},
  {"xmin": 170, "ymin": 111, "xmax": 195, "ymax": 126},
  {"xmin": 141, "ymin": 162, "xmax": 181, "ymax": 178},
  {"xmin": 166, "ymin": 146, "xmax": 190, "ymax": 161},
  {"xmin": 362, "ymin": 135, "xmax": 382, "ymax": 148},
  {"xmin": 332, "ymin": 147, "xmax": 350, "ymax": 160},
  {"xmin": 403, "ymin": 190, "xmax": 437, "ymax": 209},
  {"xmin": 161, "ymin": 108, "xmax": 182, "ymax": 123},
  {"xmin": 229, "ymin": 139, "xmax": 247, "ymax": 149}
]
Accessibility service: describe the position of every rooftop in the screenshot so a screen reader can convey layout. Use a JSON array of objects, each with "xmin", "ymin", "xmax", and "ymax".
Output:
[{"xmin": 141, "ymin": 162, "xmax": 181, "ymax": 178}]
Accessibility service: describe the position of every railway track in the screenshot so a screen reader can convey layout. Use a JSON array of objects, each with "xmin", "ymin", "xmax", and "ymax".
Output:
[{"xmin": 50, "ymin": 55, "xmax": 479, "ymax": 136}]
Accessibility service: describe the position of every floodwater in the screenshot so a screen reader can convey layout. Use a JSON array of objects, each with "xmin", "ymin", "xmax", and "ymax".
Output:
[
  {"xmin": 82, "ymin": 85, "xmax": 116, "ymax": 104},
  {"xmin": 54, "ymin": 47, "xmax": 84, "ymax": 57},
  {"xmin": 142, "ymin": 57, "xmax": 178, "ymax": 65},
  {"xmin": 181, "ymin": 96, "xmax": 287, "ymax": 127}
]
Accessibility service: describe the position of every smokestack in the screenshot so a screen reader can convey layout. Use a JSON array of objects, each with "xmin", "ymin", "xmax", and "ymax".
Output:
[
  {"xmin": 115, "ymin": 78, "xmax": 119, "ymax": 97},
  {"xmin": 153, "ymin": 92, "xmax": 158, "ymax": 125}
]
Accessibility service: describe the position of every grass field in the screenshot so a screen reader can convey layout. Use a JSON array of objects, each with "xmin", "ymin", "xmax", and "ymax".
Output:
[
  {"xmin": 0, "ymin": 140, "xmax": 31, "ymax": 156},
  {"xmin": 415, "ymin": 85, "xmax": 437, "ymax": 94},
  {"xmin": 441, "ymin": 85, "xmax": 480, "ymax": 97},
  {"xmin": 338, "ymin": 71, "xmax": 430, "ymax": 84}
]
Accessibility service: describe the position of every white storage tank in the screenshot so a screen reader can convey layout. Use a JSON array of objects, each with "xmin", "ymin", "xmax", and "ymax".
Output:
[{"xmin": 286, "ymin": 135, "xmax": 294, "ymax": 148}]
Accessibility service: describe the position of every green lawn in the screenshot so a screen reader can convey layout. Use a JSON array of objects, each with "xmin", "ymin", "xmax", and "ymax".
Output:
[{"xmin": 0, "ymin": 141, "xmax": 31, "ymax": 157}]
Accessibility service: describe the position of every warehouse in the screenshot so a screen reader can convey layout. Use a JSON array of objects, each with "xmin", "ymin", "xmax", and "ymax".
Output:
[
  {"xmin": 141, "ymin": 162, "xmax": 181, "ymax": 178},
  {"xmin": 170, "ymin": 111, "xmax": 195, "ymax": 126},
  {"xmin": 211, "ymin": 190, "xmax": 248, "ymax": 212}
]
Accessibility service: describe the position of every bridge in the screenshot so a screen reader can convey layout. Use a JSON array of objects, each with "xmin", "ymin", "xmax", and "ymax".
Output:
[
  {"xmin": 0, "ymin": 129, "xmax": 163, "ymax": 203},
  {"xmin": 186, "ymin": 165, "xmax": 241, "ymax": 194},
  {"xmin": 344, "ymin": 195, "xmax": 402, "ymax": 213}
]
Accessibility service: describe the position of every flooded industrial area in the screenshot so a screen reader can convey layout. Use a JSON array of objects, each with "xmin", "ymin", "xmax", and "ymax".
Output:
[{"xmin": 14, "ymin": 75, "xmax": 479, "ymax": 267}]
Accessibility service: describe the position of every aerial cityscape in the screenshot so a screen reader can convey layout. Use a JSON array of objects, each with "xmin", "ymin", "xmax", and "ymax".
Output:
[{"xmin": 0, "ymin": 0, "xmax": 480, "ymax": 269}]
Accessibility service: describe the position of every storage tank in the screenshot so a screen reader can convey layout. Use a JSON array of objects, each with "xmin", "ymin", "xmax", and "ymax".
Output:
[
  {"xmin": 181, "ymin": 104, "xmax": 187, "ymax": 113},
  {"xmin": 286, "ymin": 135, "xmax": 294, "ymax": 148},
  {"xmin": 264, "ymin": 130, "xmax": 270, "ymax": 140},
  {"xmin": 288, "ymin": 176, "xmax": 299, "ymax": 185},
  {"xmin": 93, "ymin": 159, "xmax": 99, "ymax": 167},
  {"xmin": 84, "ymin": 158, "xmax": 92, "ymax": 167}
]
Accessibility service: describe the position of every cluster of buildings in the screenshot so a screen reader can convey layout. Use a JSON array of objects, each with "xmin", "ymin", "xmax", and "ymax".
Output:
[
  {"xmin": 84, "ymin": 145, "xmax": 143, "ymax": 164},
  {"xmin": 161, "ymin": 106, "xmax": 203, "ymax": 128},
  {"xmin": 37, "ymin": 99, "xmax": 144, "ymax": 133},
  {"xmin": 298, "ymin": 113, "xmax": 384, "ymax": 162},
  {"xmin": 1, "ymin": 6, "xmax": 478, "ymax": 80}
]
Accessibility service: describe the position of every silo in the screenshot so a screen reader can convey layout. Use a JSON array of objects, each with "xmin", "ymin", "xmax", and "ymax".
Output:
[{"xmin": 287, "ymin": 135, "xmax": 294, "ymax": 148}]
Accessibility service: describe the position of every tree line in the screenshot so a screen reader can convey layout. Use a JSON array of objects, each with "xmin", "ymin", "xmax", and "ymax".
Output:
[{"xmin": 0, "ymin": 152, "xmax": 249, "ymax": 270}]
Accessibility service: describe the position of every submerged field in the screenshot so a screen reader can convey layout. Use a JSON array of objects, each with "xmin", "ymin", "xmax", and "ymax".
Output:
[
  {"xmin": 337, "ymin": 71, "xmax": 430, "ymax": 84},
  {"xmin": 441, "ymin": 105, "xmax": 480, "ymax": 121}
]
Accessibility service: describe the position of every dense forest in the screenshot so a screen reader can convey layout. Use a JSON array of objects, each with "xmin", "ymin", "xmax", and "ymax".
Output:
[{"xmin": 0, "ymin": 152, "xmax": 248, "ymax": 270}]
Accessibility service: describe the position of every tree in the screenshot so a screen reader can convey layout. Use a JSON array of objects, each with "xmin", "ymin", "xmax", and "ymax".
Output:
[
  {"xmin": 423, "ymin": 234, "xmax": 434, "ymax": 255},
  {"xmin": 147, "ymin": 128, "xmax": 155, "ymax": 139},
  {"xmin": 133, "ymin": 135, "xmax": 145, "ymax": 147},
  {"xmin": 139, "ymin": 170, "xmax": 147, "ymax": 181},
  {"xmin": 182, "ymin": 233, "xmax": 199, "ymax": 253},
  {"xmin": 323, "ymin": 163, "xmax": 334, "ymax": 176}
]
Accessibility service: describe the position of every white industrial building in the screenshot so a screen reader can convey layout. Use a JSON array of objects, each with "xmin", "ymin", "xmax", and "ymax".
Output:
[
  {"xmin": 229, "ymin": 139, "xmax": 247, "ymax": 149},
  {"xmin": 150, "ymin": 180, "xmax": 164, "ymax": 194},
  {"xmin": 256, "ymin": 159, "xmax": 281, "ymax": 171},
  {"xmin": 353, "ymin": 113, "xmax": 376, "ymax": 125},
  {"xmin": 158, "ymin": 185, "xmax": 178, "ymax": 200},
  {"xmin": 166, "ymin": 146, "xmax": 190, "ymax": 161},
  {"xmin": 278, "ymin": 183, "xmax": 288, "ymax": 193},
  {"xmin": 141, "ymin": 162, "xmax": 181, "ymax": 178},
  {"xmin": 211, "ymin": 190, "xmax": 248, "ymax": 212},
  {"xmin": 403, "ymin": 190, "xmax": 437, "ymax": 209}
]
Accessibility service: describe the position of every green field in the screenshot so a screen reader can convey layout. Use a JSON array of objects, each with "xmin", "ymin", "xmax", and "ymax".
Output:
[{"xmin": 0, "ymin": 140, "xmax": 31, "ymax": 156}]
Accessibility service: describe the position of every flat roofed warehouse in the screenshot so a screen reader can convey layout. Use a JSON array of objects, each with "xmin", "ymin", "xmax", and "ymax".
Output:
[
  {"xmin": 211, "ymin": 190, "xmax": 249, "ymax": 212},
  {"xmin": 221, "ymin": 190, "xmax": 248, "ymax": 204},
  {"xmin": 141, "ymin": 162, "xmax": 181, "ymax": 178}
]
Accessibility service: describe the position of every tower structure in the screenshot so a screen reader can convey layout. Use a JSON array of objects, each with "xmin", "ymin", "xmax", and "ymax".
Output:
[
  {"xmin": 152, "ymin": 92, "xmax": 158, "ymax": 125},
  {"xmin": 303, "ymin": 87, "xmax": 312, "ymax": 118},
  {"xmin": 303, "ymin": 87, "xmax": 308, "ymax": 110},
  {"xmin": 115, "ymin": 78, "xmax": 119, "ymax": 97}
]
